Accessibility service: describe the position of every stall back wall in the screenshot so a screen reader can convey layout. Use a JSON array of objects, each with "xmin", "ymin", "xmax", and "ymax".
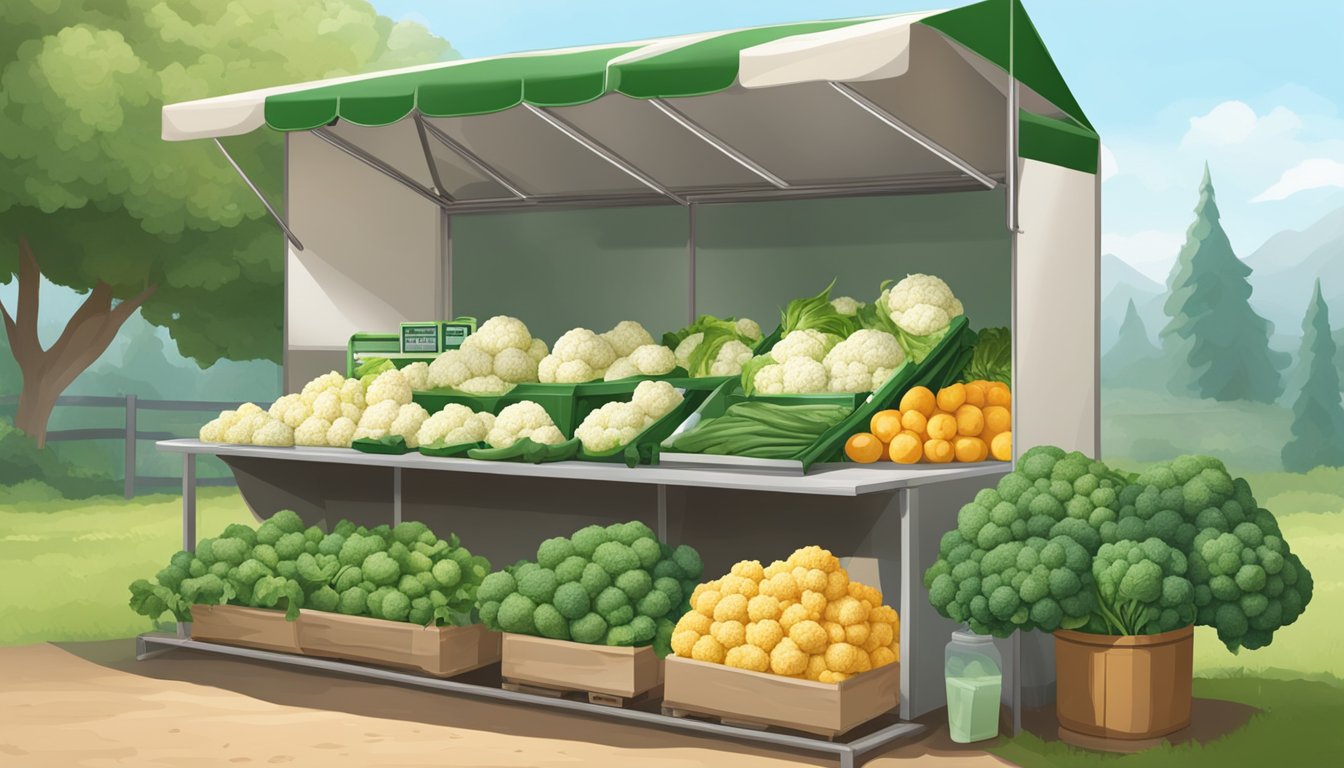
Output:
[{"xmin": 449, "ymin": 190, "xmax": 1011, "ymax": 342}]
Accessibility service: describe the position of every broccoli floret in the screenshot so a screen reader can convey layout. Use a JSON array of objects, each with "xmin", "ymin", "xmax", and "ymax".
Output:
[
  {"xmin": 536, "ymin": 537, "xmax": 577, "ymax": 570},
  {"xmin": 391, "ymin": 521, "xmax": 430, "ymax": 546},
  {"xmin": 534, "ymin": 603, "xmax": 570, "ymax": 640},
  {"xmin": 631, "ymin": 538, "xmax": 662, "ymax": 570},
  {"xmin": 408, "ymin": 596, "xmax": 434, "ymax": 626},
  {"xmin": 362, "ymin": 552, "xmax": 401, "ymax": 587},
  {"xmin": 518, "ymin": 568, "xmax": 558, "ymax": 604},
  {"xmin": 571, "ymin": 525, "xmax": 609, "ymax": 558},
  {"xmin": 308, "ymin": 585, "xmax": 340, "ymax": 613},
  {"xmin": 399, "ymin": 574, "xmax": 427, "ymax": 600},
  {"xmin": 478, "ymin": 600, "xmax": 501, "ymax": 629},
  {"xmin": 432, "ymin": 559, "xmax": 462, "ymax": 589},
  {"xmin": 498, "ymin": 593, "xmax": 538, "ymax": 634},
  {"xmin": 957, "ymin": 503, "xmax": 991, "ymax": 541},
  {"xmin": 605, "ymin": 624, "xmax": 638, "ymax": 646},
  {"xmin": 219, "ymin": 523, "xmax": 258, "ymax": 548},
  {"xmin": 613, "ymin": 521, "xmax": 655, "ymax": 546},
  {"xmin": 615, "ymin": 569, "xmax": 653, "ymax": 601},
  {"xmin": 387, "ymin": 542, "xmax": 411, "ymax": 568},
  {"xmin": 252, "ymin": 576, "xmax": 304, "ymax": 620},
  {"xmin": 337, "ymin": 586, "xmax": 368, "ymax": 615},
  {"xmin": 255, "ymin": 521, "xmax": 283, "ymax": 547},
  {"xmin": 317, "ymin": 533, "xmax": 345, "ymax": 557},
  {"xmin": 477, "ymin": 571, "xmax": 517, "ymax": 604},
  {"xmin": 670, "ymin": 544, "xmax": 703, "ymax": 580},
  {"xmin": 266, "ymin": 510, "xmax": 304, "ymax": 534},
  {"xmin": 382, "ymin": 591, "xmax": 411, "ymax": 622},
  {"xmin": 404, "ymin": 551, "xmax": 432, "ymax": 576},
  {"xmin": 652, "ymin": 576, "xmax": 682, "ymax": 607},
  {"xmin": 652, "ymin": 559, "xmax": 685, "ymax": 581},
  {"xmin": 569, "ymin": 612, "xmax": 608, "ymax": 644},
  {"xmin": 630, "ymin": 615, "xmax": 657, "ymax": 644},
  {"xmin": 555, "ymin": 555, "xmax": 588, "ymax": 584},
  {"xmin": 366, "ymin": 586, "xmax": 396, "ymax": 618},
  {"xmin": 593, "ymin": 541, "xmax": 640, "ymax": 576},
  {"xmin": 636, "ymin": 590, "xmax": 671, "ymax": 619},
  {"xmin": 210, "ymin": 538, "xmax": 249, "ymax": 567},
  {"xmin": 553, "ymin": 581, "xmax": 591, "ymax": 620},
  {"xmin": 233, "ymin": 559, "xmax": 273, "ymax": 587},
  {"xmin": 334, "ymin": 565, "xmax": 363, "ymax": 593},
  {"xmin": 274, "ymin": 532, "xmax": 306, "ymax": 561}
]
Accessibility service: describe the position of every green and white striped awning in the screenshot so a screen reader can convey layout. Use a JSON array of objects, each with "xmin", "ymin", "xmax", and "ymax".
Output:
[{"xmin": 163, "ymin": 0, "xmax": 1097, "ymax": 202}]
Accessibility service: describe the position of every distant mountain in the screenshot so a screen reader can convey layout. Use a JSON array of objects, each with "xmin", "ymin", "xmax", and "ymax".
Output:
[
  {"xmin": 1245, "ymin": 206, "xmax": 1344, "ymax": 335},
  {"xmin": 1101, "ymin": 253, "xmax": 1166, "ymax": 352}
]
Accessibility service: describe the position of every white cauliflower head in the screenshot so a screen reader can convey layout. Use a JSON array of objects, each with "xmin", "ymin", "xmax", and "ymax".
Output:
[
  {"xmin": 780, "ymin": 357, "xmax": 830, "ymax": 394},
  {"xmin": 281, "ymin": 400, "xmax": 312, "ymax": 429},
  {"xmin": 400, "ymin": 362, "xmax": 430, "ymax": 392},
  {"xmin": 486, "ymin": 401, "xmax": 560, "ymax": 448},
  {"xmin": 602, "ymin": 320, "xmax": 655, "ymax": 358},
  {"xmin": 339, "ymin": 379, "xmax": 366, "ymax": 407},
  {"xmin": 632, "ymin": 380, "xmax": 684, "ymax": 421},
  {"xmin": 628, "ymin": 344, "xmax": 677, "ymax": 375},
  {"xmin": 575, "ymin": 401, "xmax": 646, "ymax": 453},
  {"xmin": 493, "ymin": 347, "xmax": 538, "ymax": 383},
  {"xmin": 885, "ymin": 273, "xmax": 962, "ymax": 336},
  {"xmin": 708, "ymin": 339, "xmax": 753, "ymax": 376},
  {"xmin": 267, "ymin": 394, "xmax": 299, "ymax": 420},
  {"xmin": 356, "ymin": 399, "xmax": 400, "ymax": 434},
  {"xmin": 326, "ymin": 417, "xmax": 357, "ymax": 448},
  {"xmin": 237, "ymin": 402, "xmax": 264, "ymax": 417},
  {"xmin": 770, "ymin": 329, "xmax": 839, "ymax": 364},
  {"xmin": 554, "ymin": 359, "xmax": 599, "ymax": 384},
  {"xmin": 527, "ymin": 338, "xmax": 549, "ymax": 362},
  {"xmin": 527, "ymin": 425, "xmax": 565, "ymax": 446},
  {"xmin": 224, "ymin": 412, "xmax": 267, "ymax": 445},
  {"xmin": 604, "ymin": 357, "xmax": 640, "ymax": 381},
  {"xmin": 470, "ymin": 315, "xmax": 533, "ymax": 356},
  {"xmin": 417, "ymin": 404, "xmax": 493, "ymax": 446},
  {"xmin": 458, "ymin": 375, "xmax": 515, "ymax": 395},
  {"xmin": 427, "ymin": 347, "xmax": 495, "ymax": 389},
  {"xmin": 552, "ymin": 328, "xmax": 617, "ymax": 372},
  {"xmin": 735, "ymin": 317, "xmax": 763, "ymax": 343},
  {"xmin": 892, "ymin": 303, "xmax": 952, "ymax": 336},
  {"xmin": 311, "ymin": 390, "xmax": 341, "ymax": 422},
  {"xmin": 251, "ymin": 418, "xmax": 294, "ymax": 447},
  {"xmin": 673, "ymin": 333, "xmax": 703, "ymax": 370},
  {"xmin": 822, "ymin": 329, "xmax": 905, "ymax": 393},
  {"xmin": 301, "ymin": 371, "xmax": 344, "ymax": 398},
  {"xmin": 199, "ymin": 417, "xmax": 226, "ymax": 443},
  {"xmin": 294, "ymin": 416, "xmax": 332, "ymax": 446},
  {"xmin": 830, "ymin": 296, "xmax": 863, "ymax": 316},
  {"xmin": 366, "ymin": 368, "xmax": 412, "ymax": 406},
  {"xmin": 388, "ymin": 403, "xmax": 430, "ymax": 448}
]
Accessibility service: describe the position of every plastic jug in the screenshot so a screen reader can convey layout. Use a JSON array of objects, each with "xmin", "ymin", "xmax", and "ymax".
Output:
[{"xmin": 944, "ymin": 629, "xmax": 1002, "ymax": 743}]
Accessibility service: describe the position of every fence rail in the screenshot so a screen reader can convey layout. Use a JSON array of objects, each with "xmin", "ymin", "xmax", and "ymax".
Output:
[{"xmin": 0, "ymin": 394, "xmax": 267, "ymax": 498}]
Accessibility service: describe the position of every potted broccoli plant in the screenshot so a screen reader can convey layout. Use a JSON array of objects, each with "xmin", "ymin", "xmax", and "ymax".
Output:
[{"xmin": 923, "ymin": 446, "xmax": 1314, "ymax": 743}]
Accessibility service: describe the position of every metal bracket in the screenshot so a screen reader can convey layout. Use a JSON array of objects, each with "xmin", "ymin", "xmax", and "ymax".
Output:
[
  {"xmin": 412, "ymin": 112, "xmax": 449, "ymax": 199},
  {"xmin": 523, "ymin": 104, "xmax": 687, "ymax": 205},
  {"xmin": 649, "ymin": 99, "xmax": 790, "ymax": 189},
  {"xmin": 827, "ymin": 82, "xmax": 998, "ymax": 191},
  {"xmin": 212, "ymin": 138, "xmax": 304, "ymax": 251},
  {"xmin": 419, "ymin": 117, "xmax": 530, "ymax": 201},
  {"xmin": 311, "ymin": 127, "xmax": 452, "ymax": 210}
]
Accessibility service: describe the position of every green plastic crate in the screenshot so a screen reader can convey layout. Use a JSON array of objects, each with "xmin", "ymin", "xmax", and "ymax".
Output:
[{"xmin": 577, "ymin": 381, "xmax": 718, "ymax": 467}]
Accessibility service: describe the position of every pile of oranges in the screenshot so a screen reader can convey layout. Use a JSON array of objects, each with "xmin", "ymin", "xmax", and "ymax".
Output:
[{"xmin": 843, "ymin": 381, "xmax": 1011, "ymax": 464}]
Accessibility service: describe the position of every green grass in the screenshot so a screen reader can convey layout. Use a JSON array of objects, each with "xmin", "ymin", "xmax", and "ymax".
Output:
[{"xmin": 0, "ymin": 488, "xmax": 255, "ymax": 646}]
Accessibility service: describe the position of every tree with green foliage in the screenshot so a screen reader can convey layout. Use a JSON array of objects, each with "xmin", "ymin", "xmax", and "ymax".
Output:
[
  {"xmin": 1160, "ymin": 165, "xmax": 1285, "ymax": 403},
  {"xmin": 0, "ymin": 2, "xmax": 453, "ymax": 446},
  {"xmin": 1282, "ymin": 280, "xmax": 1344, "ymax": 472},
  {"xmin": 1102, "ymin": 298, "xmax": 1163, "ymax": 387}
]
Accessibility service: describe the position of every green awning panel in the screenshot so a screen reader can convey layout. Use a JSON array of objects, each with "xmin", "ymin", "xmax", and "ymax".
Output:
[{"xmin": 1018, "ymin": 111, "xmax": 1099, "ymax": 175}]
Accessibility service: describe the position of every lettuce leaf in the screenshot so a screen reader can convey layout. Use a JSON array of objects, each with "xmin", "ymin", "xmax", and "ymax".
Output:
[{"xmin": 961, "ymin": 327, "xmax": 1011, "ymax": 385}]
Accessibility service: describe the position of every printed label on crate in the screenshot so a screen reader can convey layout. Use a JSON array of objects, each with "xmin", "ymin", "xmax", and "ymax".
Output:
[
  {"xmin": 442, "ymin": 323, "xmax": 471, "ymax": 349},
  {"xmin": 401, "ymin": 323, "xmax": 442, "ymax": 353}
]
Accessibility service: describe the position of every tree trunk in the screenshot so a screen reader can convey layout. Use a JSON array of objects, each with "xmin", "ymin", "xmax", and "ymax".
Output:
[{"xmin": 0, "ymin": 238, "xmax": 157, "ymax": 448}]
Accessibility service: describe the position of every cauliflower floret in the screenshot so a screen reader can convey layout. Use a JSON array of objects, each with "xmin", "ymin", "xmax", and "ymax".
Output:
[
  {"xmin": 780, "ymin": 357, "xmax": 829, "ymax": 394},
  {"xmin": 388, "ymin": 403, "xmax": 430, "ymax": 448},
  {"xmin": 554, "ymin": 359, "xmax": 598, "ymax": 384},
  {"xmin": 470, "ymin": 315, "xmax": 533, "ymax": 356},
  {"xmin": 417, "ymin": 404, "xmax": 492, "ymax": 446},
  {"xmin": 457, "ymin": 375, "xmax": 514, "ymax": 395},
  {"xmin": 552, "ymin": 328, "xmax": 617, "ymax": 372},
  {"xmin": 356, "ymin": 399, "xmax": 400, "ymax": 435},
  {"xmin": 224, "ymin": 412, "xmax": 266, "ymax": 444},
  {"xmin": 311, "ymin": 390, "xmax": 341, "ymax": 422},
  {"xmin": 891, "ymin": 303, "xmax": 951, "ymax": 336},
  {"xmin": 486, "ymin": 401, "xmax": 559, "ymax": 448},
  {"xmin": 752, "ymin": 364, "xmax": 785, "ymax": 395},
  {"xmin": 237, "ymin": 402, "xmax": 264, "ymax": 417},
  {"xmin": 822, "ymin": 329, "xmax": 905, "ymax": 393},
  {"xmin": 302, "ymin": 371, "xmax": 344, "ymax": 397},
  {"xmin": 708, "ymin": 339, "xmax": 753, "ymax": 376},
  {"xmin": 251, "ymin": 418, "xmax": 294, "ymax": 447},
  {"xmin": 830, "ymin": 296, "xmax": 863, "ymax": 316},
  {"xmin": 326, "ymin": 417, "xmax": 357, "ymax": 448},
  {"xmin": 340, "ymin": 402, "xmax": 363, "ymax": 422},
  {"xmin": 632, "ymin": 380, "xmax": 684, "ymax": 421},
  {"xmin": 366, "ymin": 368, "xmax": 412, "ymax": 406},
  {"xmin": 294, "ymin": 416, "xmax": 332, "ymax": 447},
  {"xmin": 870, "ymin": 367, "xmax": 897, "ymax": 390},
  {"xmin": 338, "ymin": 378, "xmax": 365, "ymax": 407},
  {"xmin": 770, "ymin": 329, "xmax": 839, "ymax": 364},
  {"xmin": 493, "ymin": 347, "xmax": 538, "ymax": 383},
  {"xmin": 268, "ymin": 394, "xmax": 299, "ymax": 420},
  {"xmin": 575, "ymin": 402, "xmax": 645, "ymax": 453},
  {"xmin": 604, "ymin": 358, "xmax": 641, "ymax": 381},
  {"xmin": 602, "ymin": 320, "xmax": 655, "ymax": 358},
  {"xmin": 199, "ymin": 417, "xmax": 225, "ymax": 443},
  {"xmin": 673, "ymin": 333, "xmax": 703, "ymax": 370},
  {"xmin": 528, "ymin": 425, "xmax": 565, "ymax": 445},
  {"xmin": 527, "ymin": 338, "xmax": 549, "ymax": 362},
  {"xmin": 281, "ymin": 400, "xmax": 312, "ymax": 429},
  {"xmin": 427, "ymin": 347, "xmax": 494, "ymax": 389},
  {"xmin": 628, "ymin": 344, "xmax": 677, "ymax": 375},
  {"xmin": 401, "ymin": 362, "xmax": 430, "ymax": 392},
  {"xmin": 735, "ymin": 318, "xmax": 763, "ymax": 343},
  {"xmin": 537, "ymin": 354, "xmax": 561, "ymax": 383}
]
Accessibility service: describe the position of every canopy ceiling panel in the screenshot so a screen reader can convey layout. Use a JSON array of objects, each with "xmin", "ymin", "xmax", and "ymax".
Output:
[{"xmin": 325, "ymin": 118, "xmax": 436, "ymax": 190}]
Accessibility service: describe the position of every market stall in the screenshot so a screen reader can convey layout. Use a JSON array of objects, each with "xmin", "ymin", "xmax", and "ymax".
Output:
[{"xmin": 142, "ymin": 1, "xmax": 1099, "ymax": 764}]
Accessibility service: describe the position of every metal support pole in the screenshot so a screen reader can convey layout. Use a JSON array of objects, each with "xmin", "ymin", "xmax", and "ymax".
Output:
[
  {"xmin": 523, "ymin": 104, "xmax": 687, "ymax": 205},
  {"xmin": 656, "ymin": 485, "xmax": 668, "ymax": 543},
  {"xmin": 212, "ymin": 138, "xmax": 304, "ymax": 251},
  {"xmin": 419, "ymin": 118, "xmax": 530, "ymax": 200},
  {"xmin": 687, "ymin": 202, "xmax": 698, "ymax": 324},
  {"xmin": 1011, "ymin": 630, "xmax": 1022, "ymax": 735},
  {"xmin": 311, "ymin": 127, "xmax": 451, "ymax": 210},
  {"xmin": 1006, "ymin": 0, "xmax": 1022, "ymax": 234},
  {"xmin": 123, "ymin": 394, "xmax": 136, "ymax": 499},
  {"xmin": 648, "ymin": 99, "xmax": 790, "ymax": 189},
  {"xmin": 413, "ymin": 112, "xmax": 449, "ymax": 198},
  {"xmin": 182, "ymin": 453, "xmax": 197, "ymax": 553},
  {"xmin": 392, "ymin": 467, "xmax": 403, "ymax": 526}
]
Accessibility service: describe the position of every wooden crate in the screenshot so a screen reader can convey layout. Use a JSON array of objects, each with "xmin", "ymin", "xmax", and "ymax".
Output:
[
  {"xmin": 500, "ymin": 633, "xmax": 663, "ymax": 701},
  {"xmin": 190, "ymin": 604, "xmax": 301, "ymax": 654},
  {"xmin": 298, "ymin": 612, "xmax": 500, "ymax": 678},
  {"xmin": 662, "ymin": 656, "xmax": 900, "ymax": 737}
]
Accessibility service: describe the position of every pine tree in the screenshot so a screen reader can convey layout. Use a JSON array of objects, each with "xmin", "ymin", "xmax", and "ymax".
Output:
[
  {"xmin": 1160, "ymin": 164, "xmax": 1285, "ymax": 402},
  {"xmin": 1282, "ymin": 280, "xmax": 1344, "ymax": 472},
  {"xmin": 1102, "ymin": 299, "xmax": 1162, "ymax": 386}
]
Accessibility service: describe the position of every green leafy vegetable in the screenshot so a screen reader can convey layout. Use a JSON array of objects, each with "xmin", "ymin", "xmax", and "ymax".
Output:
[
  {"xmin": 739, "ymin": 354, "xmax": 777, "ymax": 397},
  {"xmin": 780, "ymin": 279, "xmax": 858, "ymax": 338},
  {"xmin": 961, "ymin": 327, "xmax": 1011, "ymax": 385},
  {"xmin": 685, "ymin": 327, "xmax": 741, "ymax": 378},
  {"xmin": 662, "ymin": 315, "xmax": 743, "ymax": 351},
  {"xmin": 857, "ymin": 296, "xmax": 948, "ymax": 364}
]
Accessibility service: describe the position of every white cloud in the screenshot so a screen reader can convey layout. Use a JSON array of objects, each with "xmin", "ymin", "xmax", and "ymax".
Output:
[
  {"xmin": 1252, "ymin": 157, "xmax": 1344, "ymax": 202},
  {"xmin": 1101, "ymin": 230, "xmax": 1186, "ymax": 284},
  {"xmin": 1100, "ymin": 143, "xmax": 1118, "ymax": 182},
  {"xmin": 1180, "ymin": 101, "xmax": 1302, "ymax": 149}
]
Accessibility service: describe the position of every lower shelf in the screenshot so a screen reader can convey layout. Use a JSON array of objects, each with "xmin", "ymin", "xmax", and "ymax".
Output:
[{"xmin": 136, "ymin": 633, "xmax": 924, "ymax": 768}]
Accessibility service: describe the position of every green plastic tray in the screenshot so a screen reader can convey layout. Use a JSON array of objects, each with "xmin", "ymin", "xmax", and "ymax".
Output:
[
  {"xmin": 578, "ymin": 386, "xmax": 714, "ymax": 467},
  {"xmin": 467, "ymin": 437, "xmax": 581, "ymax": 464},
  {"xmin": 351, "ymin": 435, "xmax": 412, "ymax": 455}
]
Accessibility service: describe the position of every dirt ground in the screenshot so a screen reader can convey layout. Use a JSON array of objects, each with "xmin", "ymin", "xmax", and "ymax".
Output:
[{"xmin": 0, "ymin": 641, "xmax": 1014, "ymax": 768}]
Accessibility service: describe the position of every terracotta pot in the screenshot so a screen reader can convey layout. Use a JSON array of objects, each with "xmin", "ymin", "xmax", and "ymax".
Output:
[{"xmin": 1054, "ymin": 625, "xmax": 1193, "ymax": 740}]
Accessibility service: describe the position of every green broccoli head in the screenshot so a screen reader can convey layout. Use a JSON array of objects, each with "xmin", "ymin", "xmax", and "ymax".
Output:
[
  {"xmin": 274, "ymin": 532, "xmax": 306, "ymax": 561},
  {"xmin": 570, "ymin": 525, "xmax": 609, "ymax": 558},
  {"xmin": 362, "ymin": 552, "xmax": 401, "ymax": 587},
  {"xmin": 391, "ymin": 521, "xmax": 430, "ymax": 546},
  {"xmin": 534, "ymin": 603, "xmax": 570, "ymax": 640},
  {"xmin": 337, "ymin": 586, "xmax": 368, "ymax": 615},
  {"xmin": 604, "ymin": 624, "xmax": 638, "ymax": 646},
  {"xmin": 553, "ymin": 581, "xmax": 591, "ymax": 620},
  {"xmin": 517, "ymin": 568, "xmax": 558, "ymax": 604},
  {"xmin": 221, "ymin": 523, "xmax": 259, "ymax": 548},
  {"xmin": 636, "ymin": 589, "xmax": 672, "ymax": 619},
  {"xmin": 670, "ymin": 544, "xmax": 703, "ymax": 580},
  {"xmin": 569, "ymin": 612, "xmax": 608, "ymax": 644},
  {"xmin": 432, "ymin": 559, "xmax": 462, "ymax": 589},
  {"xmin": 631, "ymin": 538, "xmax": 662, "ymax": 571},
  {"xmin": 398, "ymin": 574, "xmax": 427, "ymax": 600},
  {"xmin": 536, "ymin": 537, "xmax": 577, "ymax": 570},
  {"xmin": 478, "ymin": 600, "xmax": 502, "ymax": 629},
  {"xmin": 268, "ymin": 510, "xmax": 305, "ymax": 535},
  {"xmin": 554, "ymin": 555, "xmax": 589, "ymax": 584},
  {"xmin": 498, "ymin": 593, "xmax": 538, "ymax": 634},
  {"xmin": 593, "ymin": 541, "xmax": 640, "ymax": 576},
  {"xmin": 580, "ymin": 562, "xmax": 612, "ymax": 598},
  {"xmin": 381, "ymin": 591, "xmax": 412, "ymax": 622},
  {"xmin": 477, "ymin": 571, "xmax": 517, "ymax": 604},
  {"xmin": 308, "ymin": 585, "xmax": 340, "ymax": 613},
  {"xmin": 615, "ymin": 569, "xmax": 653, "ymax": 601},
  {"xmin": 210, "ymin": 537, "xmax": 250, "ymax": 567}
]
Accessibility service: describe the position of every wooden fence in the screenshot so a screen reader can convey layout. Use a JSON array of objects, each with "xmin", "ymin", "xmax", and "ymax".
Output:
[{"xmin": 0, "ymin": 394, "xmax": 266, "ymax": 498}]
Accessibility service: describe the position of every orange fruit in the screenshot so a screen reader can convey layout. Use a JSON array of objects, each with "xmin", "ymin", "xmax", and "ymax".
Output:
[
  {"xmin": 888, "ymin": 432, "xmax": 923, "ymax": 464},
  {"xmin": 963, "ymin": 381, "xmax": 987, "ymax": 408},
  {"xmin": 990, "ymin": 431, "xmax": 1012, "ymax": 461},
  {"xmin": 898, "ymin": 386, "xmax": 936, "ymax": 417},
  {"xmin": 935, "ymin": 383, "xmax": 966, "ymax": 412},
  {"xmin": 985, "ymin": 383, "xmax": 1011, "ymax": 408},
  {"xmin": 900, "ymin": 409, "xmax": 928, "ymax": 436},
  {"xmin": 983, "ymin": 405, "xmax": 1011, "ymax": 434},
  {"xmin": 954, "ymin": 436, "xmax": 989, "ymax": 463},
  {"xmin": 845, "ymin": 433, "xmax": 885, "ymax": 464},
  {"xmin": 869, "ymin": 410, "xmax": 903, "ymax": 443},
  {"xmin": 926, "ymin": 412, "xmax": 957, "ymax": 441},
  {"xmin": 954, "ymin": 404, "xmax": 985, "ymax": 436},
  {"xmin": 924, "ymin": 438, "xmax": 954, "ymax": 463}
]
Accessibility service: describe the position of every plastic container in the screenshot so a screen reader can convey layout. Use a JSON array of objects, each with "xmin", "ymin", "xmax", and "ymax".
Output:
[{"xmin": 944, "ymin": 629, "xmax": 1002, "ymax": 744}]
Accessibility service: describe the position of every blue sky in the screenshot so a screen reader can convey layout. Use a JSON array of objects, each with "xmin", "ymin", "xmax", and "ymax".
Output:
[{"xmin": 373, "ymin": 0, "xmax": 1344, "ymax": 283}]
